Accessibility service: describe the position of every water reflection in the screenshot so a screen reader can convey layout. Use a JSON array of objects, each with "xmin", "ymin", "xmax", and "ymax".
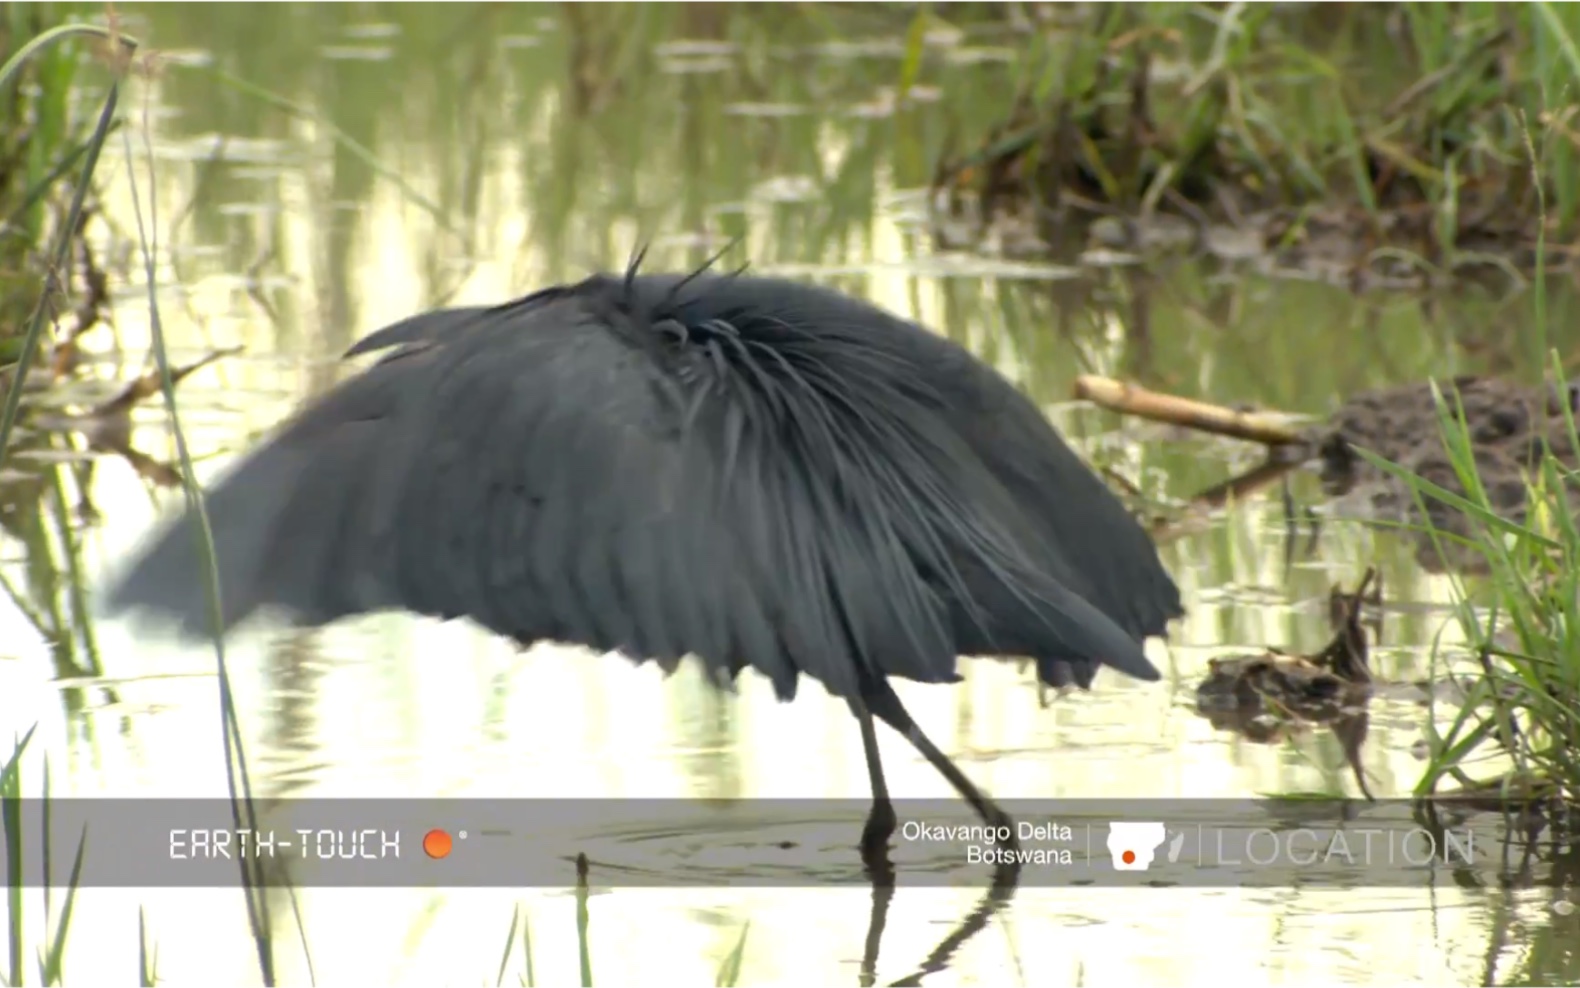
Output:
[{"xmin": 0, "ymin": 2, "xmax": 1575, "ymax": 985}]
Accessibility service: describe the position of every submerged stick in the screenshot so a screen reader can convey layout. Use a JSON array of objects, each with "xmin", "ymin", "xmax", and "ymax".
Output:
[
  {"xmin": 1073, "ymin": 375, "xmax": 1308, "ymax": 448},
  {"xmin": 1149, "ymin": 456, "xmax": 1305, "ymax": 544}
]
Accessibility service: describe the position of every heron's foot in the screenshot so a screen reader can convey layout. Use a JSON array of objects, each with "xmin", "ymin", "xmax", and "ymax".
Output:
[
  {"xmin": 987, "ymin": 805, "xmax": 1020, "ymax": 853},
  {"xmin": 860, "ymin": 799, "xmax": 898, "ymax": 873},
  {"xmin": 985, "ymin": 805, "xmax": 1022, "ymax": 889}
]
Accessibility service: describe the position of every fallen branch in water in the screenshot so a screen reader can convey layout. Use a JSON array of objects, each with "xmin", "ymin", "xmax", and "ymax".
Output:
[
  {"xmin": 1073, "ymin": 374, "xmax": 1309, "ymax": 448},
  {"xmin": 21, "ymin": 344, "xmax": 245, "ymax": 493}
]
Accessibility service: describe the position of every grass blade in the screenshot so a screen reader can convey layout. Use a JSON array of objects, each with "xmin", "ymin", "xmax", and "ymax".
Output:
[
  {"xmin": 0, "ymin": 72, "xmax": 120, "ymax": 469},
  {"xmin": 137, "ymin": 907, "xmax": 157, "ymax": 987},
  {"xmin": 119, "ymin": 65, "xmax": 277, "ymax": 987},
  {"xmin": 574, "ymin": 854, "xmax": 591, "ymax": 987},
  {"xmin": 3, "ymin": 727, "xmax": 37, "ymax": 988},
  {"xmin": 496, "ymin": 905, "xmax": 520, "ymax": 987},
  {"xmin": 38, "ymin": 827, "xmax": 84, "ymax": 986},
  {"xmin": 714, "ymin": 922, "xmax": 750, "ymax": 987}
]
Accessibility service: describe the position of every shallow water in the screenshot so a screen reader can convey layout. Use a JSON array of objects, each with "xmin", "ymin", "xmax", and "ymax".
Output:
[{"xmin": 3, "ymin": 5, "xmax": 1579, "ymax": 986}]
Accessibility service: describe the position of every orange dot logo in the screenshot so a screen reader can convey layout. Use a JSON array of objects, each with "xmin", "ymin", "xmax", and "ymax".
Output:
[
  {"xmin": 423, "ymin": 829, "xmax": 453, "ymax": 860},
  {"xmin": 1122, "ymin": 849, "xmax": 1136, "ymax": 865}
]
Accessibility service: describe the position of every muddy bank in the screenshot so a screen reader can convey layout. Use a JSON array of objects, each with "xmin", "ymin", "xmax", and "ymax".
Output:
[
  {"xmin": 1310, "ymin": 376, "xmax": 1580, "ymax": 572},
  {"xmin": 931, "ymin": 194, "xmax": 1550, "ymax": 292}
]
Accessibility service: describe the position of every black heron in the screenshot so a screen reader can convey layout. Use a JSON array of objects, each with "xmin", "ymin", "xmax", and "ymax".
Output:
[{"xmin": 102, "ymin": 260, "xmax": 1184, "ymax": 869}]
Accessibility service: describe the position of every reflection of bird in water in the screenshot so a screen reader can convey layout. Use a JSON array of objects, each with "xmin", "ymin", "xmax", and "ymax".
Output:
[{"xmin": 103, "ymin": 255, "xmax": 1183, "ymax": 876}]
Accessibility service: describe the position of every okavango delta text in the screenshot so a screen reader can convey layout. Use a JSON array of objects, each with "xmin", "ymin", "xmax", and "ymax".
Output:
[
  {"xmin": 896, "ymin": 817, "xmax": 1485, "ymax": 875},
  {"xmin": 901, "ymin": 818, "xmax": 1079, "ymax": 867}
]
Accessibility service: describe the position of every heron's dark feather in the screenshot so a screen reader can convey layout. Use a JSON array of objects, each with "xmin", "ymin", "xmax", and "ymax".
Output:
[{"xmin": 102, "ymin": 261, "xmax": 1179, "ymax": 700}]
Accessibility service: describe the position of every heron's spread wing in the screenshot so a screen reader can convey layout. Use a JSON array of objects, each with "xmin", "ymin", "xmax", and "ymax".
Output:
[
  {"xmin": 104, "ymin": 281, "xmax": 1163, "ymax": 699},
  {"xmin": 911, "ymin": 339, "xmax": 1184, "ymax": 642},
  {"xmin": 890, "ymin": 339, "xmax": 1183, "ymax": 689}
]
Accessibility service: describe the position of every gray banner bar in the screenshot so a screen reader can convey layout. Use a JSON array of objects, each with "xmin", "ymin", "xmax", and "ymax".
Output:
[{"xmin": 0, "ymin": 798, "xmax": 1571, "ymax": 889}]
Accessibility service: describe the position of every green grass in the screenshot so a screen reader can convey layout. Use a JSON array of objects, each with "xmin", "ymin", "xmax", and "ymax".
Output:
[
  {"xmin": 0, "ymin": 9, "xmax": 99, "ymax": 354},
  {"xmin": 0, "ymin": 15, "xmax": 128, "ymax": 688},
  {"xmin": 933, "ymin": 2, "xmax": 1580, "ymax": 261},
  {"xmin": 1359, "ymin": 379, "xmax": 1580, "ymax": 801},
  {"xmin": 0, "ymin": 15, "xmax": 280, "ymax": 986},
  {"xmin": 0, "ymin": 19, "xmax": 123, "ymax": 462},
  {"xmin": 1353, "ymin": 371, "xmax": 1580, "ymax": 803},
  {"xmin": 0, "ymin": 17, "xmax": 136, "ymax": 987},
  {"xmin": 2, "ymin": 726, "xmax": 89, "ymax": 988},
  {"xmin": 1349, "ymin": 133, "xmax": 1580, "ymax": 803}
]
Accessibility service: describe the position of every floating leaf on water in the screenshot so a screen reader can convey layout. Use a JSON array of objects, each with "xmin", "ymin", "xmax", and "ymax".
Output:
[
  {"xmin": 343, "ymin": 23, "xmax": 401, "ymax": 40},
  {"xmin": 725, "ymin": 103, "xmax": 810, "ymax": 119},
  {"xmin": 807, "ymin": 40, "xmax": 907, "ymax": 59},
  {"xmin": 156, "ymin": 49, "xmax": 214, "ymax": 68},
  {"xmin": 942, "ymin": 47, "xmax": 1016, "ymax": 65},
  {"xmin": 171, "ymin": 243, "xmax": 228, "ymax": 260},
  {"xmin": 319, "ymin": 45, "xmax": 394, "ymax": 62},
  {"xmin": 226, "ymin": 165, "xmax": 293, "ymax": 182},
  {"xmin": 1203, "ymin": 226, "xmax": 1268, "ymax": 261},
  {"xmin": 216, "ymin": 202, "xmax": 280, "ymax": 217},
  {"xmin": 923, "ymin": 26, "xmax": 966, "ymax": 48},
  {"xmin": 661, "ymin": 58, "xmax": 734, "ymax": 76},
  {"xmin": 846, "ymin": 86, "xmax": 942, "ymax": 120},
  {"xmin": 653, "ymin": 41, "xmax": 738, "ymax": 58},
  {"xmin": 1079, "ymin": 248, "xmax": 1144, "ymax": 268},
  {"xmin": 750, "ymin": 176, "xmax": 819, "ymax": 203},
  {"xmin": 846, "ymin": 101, "xmax": 896, "ymax": 120}
]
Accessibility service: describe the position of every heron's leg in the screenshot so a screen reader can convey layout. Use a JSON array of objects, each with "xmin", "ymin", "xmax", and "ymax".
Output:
[
  {"xmin": 849, "ymin": 696, "xmax": 897, "ymax": 983},
  {"xmin": 861, "ymin": 678, "xmax": 1019, "ymax": 852},
  {"xmin": 848, "ymin": 697, "xmax": 897, "ymax": 866}
]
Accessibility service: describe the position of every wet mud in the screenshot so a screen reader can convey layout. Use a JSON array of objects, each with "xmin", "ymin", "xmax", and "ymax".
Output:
[{"xmin": 1307, "ymin": 376, "xmax": 1580, "ymax": 573}]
